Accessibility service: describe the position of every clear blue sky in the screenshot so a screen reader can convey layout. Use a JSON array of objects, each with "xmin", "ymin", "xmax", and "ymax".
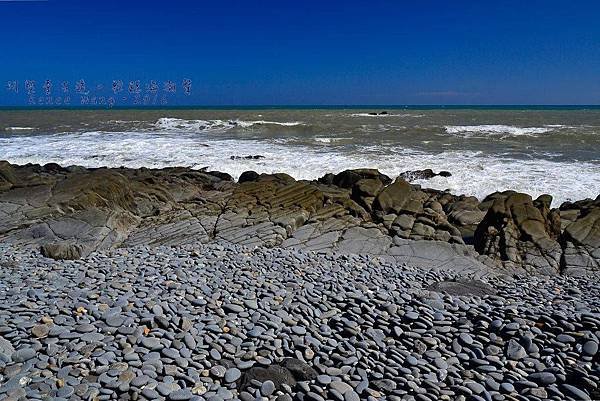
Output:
[{"xmin": 1, "ymin": 0, "xmax": 599, "ymax": 105}]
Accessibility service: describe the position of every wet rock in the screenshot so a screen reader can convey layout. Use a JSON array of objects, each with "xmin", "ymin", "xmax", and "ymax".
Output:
[
  {"xmin": 240, "ymin": 365, "xmax": 296, "ymax": 391},
  {"xmin": 280, "ymin": 358, "xmax": 317, "ymax": 381},
  {"xmin": 238, "ymin": 171, "xmax": 260, "ymax": 183},
  {"xmin": 399, "ymin": 169, "xmax": 451, "ymax": 181},
  {"xmin": 330, "ymin": 169, "xmax": 391, "ymax": 189},
  {"xmin": 230, "ymin": 155, "xmax": 265, "ymax": 160}
]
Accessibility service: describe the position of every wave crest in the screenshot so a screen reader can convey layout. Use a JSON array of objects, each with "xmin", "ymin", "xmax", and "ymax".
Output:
[
  {"xmin": 155, "ymin": 117, "xmax": 305, "ymax": 132},
  {"xmin": 444, "ymin": 125, "xmax": 553, "ymax": 137}
]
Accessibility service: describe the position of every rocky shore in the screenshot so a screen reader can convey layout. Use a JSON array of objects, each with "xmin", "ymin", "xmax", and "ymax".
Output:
[
  {"xmin": 1, "ymin": 161, "xmax": 598, "ymax": 275},
  {"xmin": 0, "ymin": 161, "xmax": 599, "ymax": 400}
]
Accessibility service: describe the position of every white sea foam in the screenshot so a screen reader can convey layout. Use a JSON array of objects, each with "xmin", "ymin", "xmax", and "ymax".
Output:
[
  {"xmin": 444, "ymin": 125, "xmax": 553, "ymax": 137},
  {"xmin": 313, "ymin": 137, "xmax": 352, "ymax": 143},
  {"xmin": 350, "ymin": 113, "xmax": 425, "ymax": 118},
  {"xmin": 4, "ymin": 127, "xmax": 35, "ymax": 131},
  {"xmin": 1, "ymin": 129, "xmax": 599, "ymax": 205},
  {"xmin": 155, "ymin": 117, "xmax": 304, "ymax": 132},
  {"xmin": 155, "ymin": 118, "xmax": 234, "ymax": 132},
  {"xmin": 233, "ymin": 120, "xmax": 305, "ymax": 127}
]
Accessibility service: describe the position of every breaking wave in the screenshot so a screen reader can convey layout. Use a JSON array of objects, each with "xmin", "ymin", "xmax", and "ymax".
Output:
[
  {"xmin": 444, "ymin": 125, "xmax": 553, "ymax": 137},
  {"xmin": 155, "ymin": 117, "xmax": 305, "ymax": 132}
]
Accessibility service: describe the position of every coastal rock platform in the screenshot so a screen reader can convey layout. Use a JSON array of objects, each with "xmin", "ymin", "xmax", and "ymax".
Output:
[{"xmin": 1, "ymin": 162, "xmax": 599, "ymax": 276}]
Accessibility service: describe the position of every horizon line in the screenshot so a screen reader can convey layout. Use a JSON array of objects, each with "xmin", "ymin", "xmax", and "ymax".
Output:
[
  {"xmin": 0, "ymin": 104, "xmax": 600, "ymax": 112},
  {"xmin": 1, "ymin": 104, "xmax": 600, "ymax": 111}
]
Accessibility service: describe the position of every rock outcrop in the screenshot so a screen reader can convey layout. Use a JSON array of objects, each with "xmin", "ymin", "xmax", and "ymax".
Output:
[
  {"xmin": 0, "ymin": 161, "xmax": 16, "ymax": 191},
  {"xmin": 560, "ymin": 198, "xmax": 600, "ymax": 275},
  {"xmin": 1, "ymin": 161, "xmax": 599, "ymax": 276},
  {"xmin": 399, "ymin": 168, "xmax": 451, "ymax": 181},
  {"xmin": 474, "ymin": 193, "xmax": 563, "ymax": 274}
]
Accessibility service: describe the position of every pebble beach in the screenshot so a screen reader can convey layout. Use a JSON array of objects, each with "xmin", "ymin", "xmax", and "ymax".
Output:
[{"xmin": 1, "ymin": 243, "xmax": 598, "ymax": 401}]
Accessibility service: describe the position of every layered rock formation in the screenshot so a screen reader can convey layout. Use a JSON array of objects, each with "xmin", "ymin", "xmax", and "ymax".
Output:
[
  {"xmin": 0, "ymin": 162, "xmax": 599, "ymax": 276},
  {"xmin": 560, "ymin": 197, "xmax": 600, "ymax": 275},
  {"xmin": 474, "ymin": 192, "xmax": 562, "ymax": 275}
]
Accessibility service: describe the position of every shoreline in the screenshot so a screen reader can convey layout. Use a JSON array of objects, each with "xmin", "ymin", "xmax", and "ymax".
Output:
[
  {"xmin": 1, "ymin": 161, "xmax": 598, "ymax": 276},
  {"xmin": 1, "ymin": 161, "xmax": 599, "ymax": 400}
]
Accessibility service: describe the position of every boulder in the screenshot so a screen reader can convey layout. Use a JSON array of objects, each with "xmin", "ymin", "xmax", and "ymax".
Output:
[
  {"xmin": 561, "ymin": 199, "xmax": 600, "ymax": 275},
  {"xmin": 474, "ymin": 192, "xmax": 562, "ymax": 274},
  {"xmin": 372, "ymin": 179, "xmax": 424, "ymax": 216},
  {"xmin": 330, "ymin": 169, "xmax": 391, "ymax": 189},
  {"xmin": 372, "ymin": 180, "xmax": 463, "ymax": 244},
  {"xmin": 206, "ymin": 171, "xmax": 233, "ymax": 181},
  {"xmin": 444, "ymin": 195, "xmax": 487, "ymax": 244},
  {"xmin": 280, "ymin": 358, "xmax": 318, "ymax": 381},
  {"xmin": 238, "ymin": 170, "xmax": 260, "ymax": 183},
  {"xmin": 351, "ymin": 178, "xmax": 384, "ymax": 211},
  {"xmin": 42, "ymin": 162, "xmax": 67, "ymax": 173},
  {"xmin": 0, "ymin": 161, "xmax": 16, "ymax": 191},
  {"xmin": 317, "ymin": 173, "xmax": 335, "ymax": 185},
  {"xmin": 40, "ymin": 242, "xmax": 84, "ymax": 260},
  {"xmin": 564, "ymin": 208, "xmax": 600, "ymax": 248},
  {"xmin": 256, "ymin": 173, "xmax": 296, "ymax": 184},
  {"xmin": 533, "ymin": 194, "xmax": 561, "ymax": 240},
  {"xmin": 239, "ymin": 365, "xmax": 296, "ymax": 391}
]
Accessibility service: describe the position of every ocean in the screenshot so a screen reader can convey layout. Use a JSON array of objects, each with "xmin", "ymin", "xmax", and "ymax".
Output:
[{"xmin": 1, "ymin": 106, "xmax": 599, "ymax": 206}]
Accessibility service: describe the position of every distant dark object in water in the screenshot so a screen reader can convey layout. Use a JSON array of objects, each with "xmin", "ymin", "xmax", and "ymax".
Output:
[
  {"xmin": 230, "ymin": 155, "xmax": 265, "ymax": 160},
  {"xmin": 368, "ymin": 111, "xmax": 389, "ymax": 116},
  {"xmin": 428, "ymin": 279, "xmax": 496, "ymax": 297},
  {"xmin": 399, "ymin": 169, "xmax": 452, "ymax": 181}
]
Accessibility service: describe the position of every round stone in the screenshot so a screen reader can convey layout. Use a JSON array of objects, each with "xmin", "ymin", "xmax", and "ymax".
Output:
[
  {"xmin": 12, "ymin": 347, "xmax": 36, "ymax": 363},
  {"xmin": 583, "ymin": 340, "xmax": 598, "ymax": 356},
  {"xmin": 106, "ymin": 314, "xmax": 125, "ymax": 327},
  {"xmin": 261, "ymin": 380, "xmax": 275, "ymax": 396},
  {"xmin": 459, "ymin": 333, "xmax": 474, "ymax": 346},
  {"xmin": 169, "ymin": 388, "xmax": 193, "ymax": 400},
  {"xmin": 500, "ymin": 383, "xmax": 515, "ymax": 393},
  {"xmin": 31, "ymin": 324, "xmax": 49, "ymax": 338},
  {"xmin": 210, "ymin": 365, "xmax": 226, "ymax": 378},
  {"xmin": 506, "ymin": 339, "xmax": 526, "ymax": 360},
  {"xmin": 330, "ymin": 381, "xmax": 352, "ymax": 395},
  {"xmin": 344, "ymin": 390, "xmax": 360, "ymax": 401},
  {"xmin": 224, "ymin": 368, "xmax": 241, "ymax": 383},
  {"xmin": 528, "ymin": 372, "xmax": 556, "ymax": 385}
]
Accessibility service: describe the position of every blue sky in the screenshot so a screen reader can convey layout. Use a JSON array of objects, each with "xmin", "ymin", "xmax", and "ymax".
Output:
[{"xmin": 1, "ymin": 0, "xmax": 599, "ymax": 105}]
